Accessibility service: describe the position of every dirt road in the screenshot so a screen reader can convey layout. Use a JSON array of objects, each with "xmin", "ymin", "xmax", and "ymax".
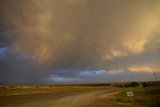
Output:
[{"xmin": 0, "ymin": 88, "xmax": 143, "ymax": 107}]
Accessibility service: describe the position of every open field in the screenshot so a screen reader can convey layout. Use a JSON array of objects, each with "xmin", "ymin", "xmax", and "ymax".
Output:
[
  {"xmin": 0, "ymin": 85, "xmax": 108, "ymax": 96},
  {"xmin": 0, "ymin": 86, "xmax": 143, "ymax": 107},
  {"xmin": 0, "ymin": 83, "xmax": 112, "ymax": 96},
  {"xmin": 114, "ymin": 82, "xmax": 160, "ymax": 107},
  {"xmin": 0, "ymin": 81, "xmax": 157, "ymax": 96},
  {"xmin": 0, "ymin": 81, "xmax": 159, "ymax": 107},
  {"xmin": 114, "ymin": 86, "xmax": 160, "ymax": 107}
]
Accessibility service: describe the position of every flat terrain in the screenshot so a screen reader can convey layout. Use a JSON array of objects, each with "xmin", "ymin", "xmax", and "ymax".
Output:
[{"xmin": 0, "ymin": 87, "xmax": 143, "ymax": 107}]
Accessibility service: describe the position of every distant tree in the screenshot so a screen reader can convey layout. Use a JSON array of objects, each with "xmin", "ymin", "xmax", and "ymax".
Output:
[
  {"xmin": 130, "ymin": 82, "xmax": 139, "ymax": 87},
  {"xmin": 142, "ymin": 82, "xmax": 148, "ymax": 87}
]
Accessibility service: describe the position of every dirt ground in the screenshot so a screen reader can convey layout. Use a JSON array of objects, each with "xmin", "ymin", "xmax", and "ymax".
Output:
[{"xmin": 0, "ymin": 88, "xmax": 144, "ymax": 107}]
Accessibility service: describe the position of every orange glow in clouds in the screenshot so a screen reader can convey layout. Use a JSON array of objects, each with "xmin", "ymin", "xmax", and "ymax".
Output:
[{"xmin": 128, "ymin": 66, "xmax": 160, "ymax": 73}]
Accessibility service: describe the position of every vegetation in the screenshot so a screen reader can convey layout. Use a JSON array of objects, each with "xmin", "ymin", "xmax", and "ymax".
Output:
[
  {"xmin": 0, "ymin": 84, "xmax": 111, "ymax": 96},
  {"xmin": 1, "ymin": 81, "xmax": 159, "ymax": 107},
  {"xmin": 114, "ymin": 84, "xmax": 160, "ymax": 107}
]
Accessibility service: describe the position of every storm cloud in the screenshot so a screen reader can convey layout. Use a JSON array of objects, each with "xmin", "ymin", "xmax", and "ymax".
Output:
[{"xmin": 0, "ymin": 0, "xmax": 160, "ymax": 85}]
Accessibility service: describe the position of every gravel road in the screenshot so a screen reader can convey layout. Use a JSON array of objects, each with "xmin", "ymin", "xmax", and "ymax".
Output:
[{"xmin": 0, "ymin": 89, "xmax": 143, "ymax": 107}]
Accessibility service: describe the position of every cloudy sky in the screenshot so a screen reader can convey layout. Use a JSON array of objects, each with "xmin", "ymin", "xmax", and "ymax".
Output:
[{"xmin": 0, "ymin": 0, "xmax": 160, "ymax": 85}]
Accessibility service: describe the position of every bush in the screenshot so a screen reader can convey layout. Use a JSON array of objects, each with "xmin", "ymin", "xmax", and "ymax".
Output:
[
  {"xmin": 141, "ymin": 82, "xmax": 158, "ymax": 87},
  {"xmin": 130, "ymin": 82, "xmax": 139, "ymax": 87},
  {"xmin": 114, "ymin": 82, "xmax": 139, "ymax": 88}
]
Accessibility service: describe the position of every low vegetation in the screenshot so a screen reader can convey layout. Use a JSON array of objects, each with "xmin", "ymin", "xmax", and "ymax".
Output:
[
  {"xmin": 113, "ymin": 82, "xmax": 160, "ymax": 107},
  {"xmin": 0, "ymin": 84, "xmax": 111, "ymax": 96},
  {"xmin": 0, "ymin": 81, "xmax": 159, "ymax": 107}
]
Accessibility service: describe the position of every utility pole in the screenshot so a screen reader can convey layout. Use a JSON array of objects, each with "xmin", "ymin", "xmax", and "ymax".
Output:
[
  {"xmin": 153, "ymin": 73, "xmax": 159, "ymax": 86},
  {"xmin": 154, "ymin": 73, "xmax": 158, "ymax": 82}
]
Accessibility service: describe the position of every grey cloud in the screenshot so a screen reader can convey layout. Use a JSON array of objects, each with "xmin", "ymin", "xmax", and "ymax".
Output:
[{"xmin": 0, "ymin": 0, "xmax": 160, "ymax": 85}]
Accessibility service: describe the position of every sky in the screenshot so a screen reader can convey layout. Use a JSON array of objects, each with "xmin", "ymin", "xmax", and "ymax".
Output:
[{"xmin": 0, "ymin": 0, "xmax": 160, "ymax": 85}]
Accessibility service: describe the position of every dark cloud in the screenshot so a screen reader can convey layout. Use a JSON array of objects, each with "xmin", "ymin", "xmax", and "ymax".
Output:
[{"xmin": 0, "ymin": 0, "xmax": 160, "ymax": 85}]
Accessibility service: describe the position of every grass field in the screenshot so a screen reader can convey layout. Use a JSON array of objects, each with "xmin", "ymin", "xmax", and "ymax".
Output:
[
  {"xmin": 0, "ymin": 81, "xmax": 159, "ymax": 107},
  {"xmin": 114, "ymin": 86, "xmax": 160, "ymax": 107},
  {"xmin": 0, "ymin": 84, "xmax": 111, "ymax": 96}
]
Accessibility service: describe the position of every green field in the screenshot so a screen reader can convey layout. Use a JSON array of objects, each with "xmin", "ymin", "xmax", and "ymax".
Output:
[{"xmin": 114, "ymin": 86, "xmax": 160, "ymax": 107}]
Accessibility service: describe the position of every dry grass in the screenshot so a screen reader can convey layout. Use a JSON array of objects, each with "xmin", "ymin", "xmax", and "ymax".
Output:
[{"xmin": 0, "ymin": 85, "xmax": 110, "ymax": 96}]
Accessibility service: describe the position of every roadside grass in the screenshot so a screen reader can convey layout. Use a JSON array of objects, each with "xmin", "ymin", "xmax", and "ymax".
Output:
[
  {"xmin": 114, "ymin": 86, "xmax": 160, "ymax": 107},
  {"xmin": 0, "ymin": 86, "xmax": 111, "ymax": 96}
]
